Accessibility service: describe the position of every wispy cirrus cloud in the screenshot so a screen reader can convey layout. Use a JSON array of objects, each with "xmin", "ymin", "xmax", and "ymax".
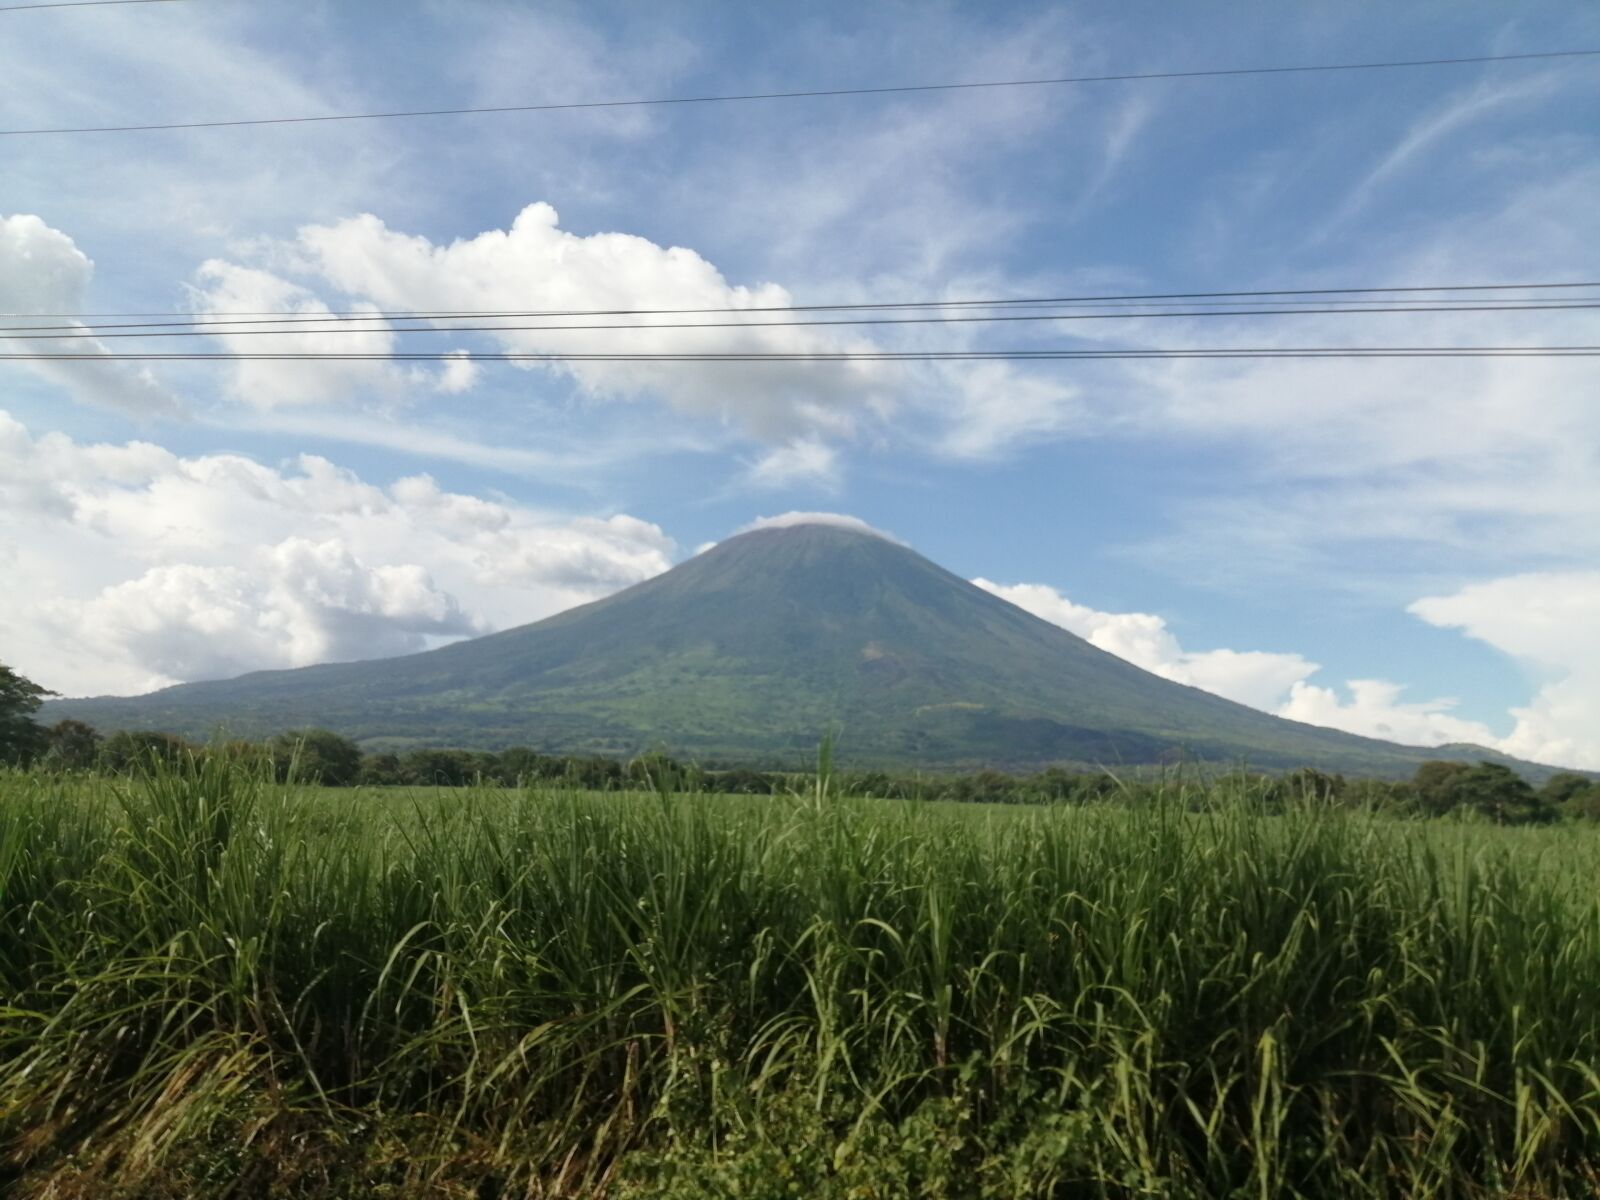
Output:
[{"xmin": 1320, "ymin": 70, "xmax": 1567, "ymax": 234}]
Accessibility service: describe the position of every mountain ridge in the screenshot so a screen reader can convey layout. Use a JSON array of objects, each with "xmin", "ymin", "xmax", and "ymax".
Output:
[{"xmin": 45, "ymin": 523, "xmax": 1566, "ymax": 780}]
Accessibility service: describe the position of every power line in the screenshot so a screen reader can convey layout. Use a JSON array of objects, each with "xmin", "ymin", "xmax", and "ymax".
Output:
[
  {"xmin": 14, "ymin": 295, "xmax": 1600, "ymax": 327},
  {"xmin": 5, "ymin": 301, "xmax": 1599, "ymax": 341},
  {"xmin": 5, "ymin": 280, "xmax": 1597, "ymax": 328},
  {"xmin": 0, "ymin": 0, "xmax": 185, "ymax": 10},
  {"xmin": 4, "ymin": 48, "xmax": 1597, "ymax": 137},
  {"xmin": 5, "ymin": 346, "xmax": 1595, "ymax": 363}
]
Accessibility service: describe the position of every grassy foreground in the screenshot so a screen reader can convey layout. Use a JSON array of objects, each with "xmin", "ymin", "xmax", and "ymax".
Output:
[{"xmin": 2, "ymin": 762, "xmax": 1599, "ymax": 1197}]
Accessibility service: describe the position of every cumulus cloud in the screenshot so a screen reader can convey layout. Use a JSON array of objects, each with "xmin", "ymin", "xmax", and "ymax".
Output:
[
  {"xmin": 437, "ymin": 350, "xmax": 477, "ymax": 395},
  {"xmin": 252, "ymin": 202, "xmax": 892, "ymax": 440},
  {"xmin": 1277, "ymin": 679, "xmax": 1498, "ymax": 748},
  {"xmin": 0, "ymin": 214, "xmax": 182, "ymax": 416},
  {"xmin": 188, "ymin": 260, "xmax": 474, "ymax": 408},
  {"xmin": 63, "ymin": 541, "xmax": 476, "ymax": 684},
  {"xmin": 1409, "ymin": 572, "xmax": 1600, "ymax": 770},
  {"xmin": 974, "ymin": 579, "xmax": 1318, "ymax": 709},
  {"xmin": 737, "ymin": 511, "xmax": 906, "ymax": 544},
  {"xmin": 0, "ymin": 410, "xmax": 675, "ymax": 696},
  {"xmin": 979, "ymin": 574, "xmax": 1600, "ymax": 769},
  {"xmin": 187, "ymin": 260, "xmax": 400, "ymax": 408}
]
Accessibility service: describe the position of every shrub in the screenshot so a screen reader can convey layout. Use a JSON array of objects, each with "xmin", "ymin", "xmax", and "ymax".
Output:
[{"xmin": 268, "ymin": 729, "xmax": 364, "ymax": 786}]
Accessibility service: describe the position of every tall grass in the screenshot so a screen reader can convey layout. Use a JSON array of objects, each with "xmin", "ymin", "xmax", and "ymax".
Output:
[{"xmin": 1, "ymin": 758, "xmax": 1598, "ymax": 1197}]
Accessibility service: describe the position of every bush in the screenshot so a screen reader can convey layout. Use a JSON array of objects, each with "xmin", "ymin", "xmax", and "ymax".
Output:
[
  {"xmin": 268, "ymin": 729, "xmax": 363, "ymax": 786},
  {"xmin": 399, "ymin": 747, "xmax": 486, "ymax": 787},
  {"xmin": 42, "ymin": 719, "xmax": 101, "ymax": 771},
  {"xmin": 1564, "ymin": 784, "xmax": 1600, "ymax": 821},
  {"xmin": 1543, "ymin": 772, "xmax": 1596, "ymax": 806},
  {"xmin": 1408, "ymin": 760, "xmax": 1553, "ymax": 824},
  {"xmin": 97, "ymin": 729, "xmax": 193, "ymax": 773},
  {"xmin": 1267, "ymin": 767, "xmax": 1346, "ymax": 808},
  {"xmin": 492, "ymin": 746, "xmax": 562, "ymax": 786},
  {"xmin": 356, "ymin": 751, "xmax": 403, "ymax": 786}
]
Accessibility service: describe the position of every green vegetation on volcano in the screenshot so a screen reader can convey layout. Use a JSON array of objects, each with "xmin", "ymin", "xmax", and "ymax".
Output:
[{"xmin": 44, "ymin": 523, "xmax": 1561, "ymax": 778}]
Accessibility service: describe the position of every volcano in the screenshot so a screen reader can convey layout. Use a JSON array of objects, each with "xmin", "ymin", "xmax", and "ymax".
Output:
[{"xmin": 46, "ymin": 522, "xmax": 1544, "ymax": 776}]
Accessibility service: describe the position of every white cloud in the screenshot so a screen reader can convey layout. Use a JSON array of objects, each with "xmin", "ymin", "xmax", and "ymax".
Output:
[
  {"xmin": 1277, "ymin": 679, "xmax": 1498, "ymax": 748},
  {"xmin": 684, "ymin": 7, "xmax": 1097, "ymax": 278},
  {"xmin": 1081, "ymin": 191, "xmax": 1600, "ymax": 598},
  {"xmin": 437, "ymin": 350, "xmax": 477, "ymax": 395},
  {"xmin": 187, "ymin": 260, "xmax": 402, "ymax": 408},
  {"xmin": 979, "ymin": 574, "xmax": 1600, "ymax": 769},
  {"xmin": 187, "ymin": 260, "xmax": 474, "ymax": 408},
  {"xmin": 224, "ymin": 407, "xmax": 595, "ymax": 475},
  {"xmin": 0, "ymin": 214, "xmax": 182, "ymax": 416},
  {"xmin": 0, "ymin": 5, "xmax": 421, "ymax": 258},
  {"xmin": 744, "ymin": 439, "xmax": 840, "ymax": 490},
  {"xmin": 932, "ymin": 361, "xmax": 1085, "ymax": 459},
  {"xmin": 973, "ymin": 579, "xmax": 1318, "ymax": 709},
  {"xmin": 0, "ymin": 410, "xmax": 676, "ymax": 696},
  {"xmin": 62, "ymin": 541, "xmax": 476, "ymax": 685},
  {"xmin": 444, "ymin": 5, "xmax": 693, "ymax": 143},
  {"xmin": 1325, "ymin": 72, "xmax": 1562, "ymax": 232},
  {"xmin": 1409, "ymin": 572, "xmax": 1600, "ymax": 770},
  {"xmin": 738, "ymin": 511, "xmax": 905, "ymax": 544},
  {"xmin": 1066, "ymin": 92, "xmax": 1158, "ymax": 219},
  {"xmin": 267, "ymin": 203, "xmax": 892, "ymax": 441}
]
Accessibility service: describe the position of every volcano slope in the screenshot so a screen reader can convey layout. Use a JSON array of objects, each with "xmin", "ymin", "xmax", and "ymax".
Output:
[{"xmin": 46, "ymin": 522, "xmax": 1549, "ymax": 777}]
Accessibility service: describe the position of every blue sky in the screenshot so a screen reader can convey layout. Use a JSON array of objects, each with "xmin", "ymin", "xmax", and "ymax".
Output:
[{"xmin": 2, "ymin": 0, "xmax": 1598, "ymax": 766}]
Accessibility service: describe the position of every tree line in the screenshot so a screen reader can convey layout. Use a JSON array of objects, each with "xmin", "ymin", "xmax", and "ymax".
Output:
[{"xmin": 4, "ymin": 662, "xmax": 1597, "ymax": 821}]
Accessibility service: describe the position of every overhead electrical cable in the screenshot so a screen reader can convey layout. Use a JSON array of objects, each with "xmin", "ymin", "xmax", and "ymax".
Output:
[
  {"xmin": 6, "ymin": 298, "xmax": 1599, "ymax": 335},
  {"xmin": 4, "ymin": 280, "xmax": 1596, "ymax": 329},
  {"xmin": 5, "ymin": 301, "xmax": 1600, "ymax": 340},
  {"xmin": 5, "ymin": 346, "xmax": 1595, "ymax": 363},
  {"xmin": 0, "ymin": 0, "xmax": 186, "ymax": 11},
  {"xmin": 3, "ymin": 47, "xmax": 1597, "ymax": 136}
]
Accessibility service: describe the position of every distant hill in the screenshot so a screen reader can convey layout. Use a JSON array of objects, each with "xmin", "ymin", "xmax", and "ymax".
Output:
[{"xmin": 45, "ymin": 523, "xmax": 1566, "ymax": 779}]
